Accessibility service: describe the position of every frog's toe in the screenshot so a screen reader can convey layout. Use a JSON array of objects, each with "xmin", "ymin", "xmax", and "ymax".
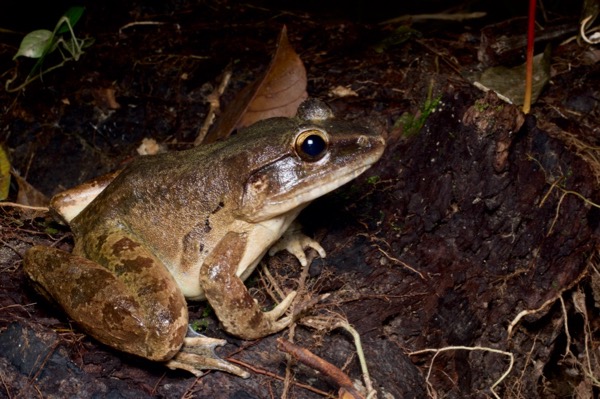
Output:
[
  {"xmin": 269, "ymin": 223, "xmax": 326, "ymax": 267},
  {"xmin": 166, "ymin": 336, "xmax": 250, "ymax": 378},
  {"xmin": 264, "ymin": 290, "xmax": 297, "ymax": 320}
]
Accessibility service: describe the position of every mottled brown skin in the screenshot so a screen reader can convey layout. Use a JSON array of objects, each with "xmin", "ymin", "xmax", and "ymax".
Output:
[
  {"xmin": 199, "ymin": 231, "xmax": 292, "ymax": 339},
  {"xmin": 25, "ymin": 235, "xmax": 187, "ymax": 361},
  {"xmin": 22, "ymin": 99, "xmax": 386, "ymax": 377}
]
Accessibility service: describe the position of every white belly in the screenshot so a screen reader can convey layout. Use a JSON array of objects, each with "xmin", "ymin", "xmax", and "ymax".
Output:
[{"xmin": 176, "ymin": 210, "xmax": 300, "ymax": 300}]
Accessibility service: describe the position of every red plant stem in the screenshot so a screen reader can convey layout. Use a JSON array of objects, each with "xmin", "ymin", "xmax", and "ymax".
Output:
[{"xmin": 523, "ymin": 0, "xmax": 536, "ymax": 114}]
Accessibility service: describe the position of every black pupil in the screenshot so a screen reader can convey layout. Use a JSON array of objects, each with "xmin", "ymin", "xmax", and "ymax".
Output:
[{"xmin": 301, "ymin": 134, "xmax": 326, "ymax": 157}]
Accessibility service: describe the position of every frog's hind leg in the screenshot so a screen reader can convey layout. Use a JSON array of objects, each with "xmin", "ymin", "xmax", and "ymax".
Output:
[
  {"xmin": 23, "ymin": 244, "xmax": 187, "ymax": 362},
  {"xmin": 24, "ymin": 241, "xmax": 250, "ymax": 378}
]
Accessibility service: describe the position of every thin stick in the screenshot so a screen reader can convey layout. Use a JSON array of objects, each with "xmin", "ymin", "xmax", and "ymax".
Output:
[
  {"xmin": 0, "ymin": 202, "xmax": 48, "ymax": 211},
  {"xmin": 194, "ymin": 69, "xmax": 232, "ymax": 146},
  {"xmin": 522, "ymin": 0, "xmax": 536, "ymax": 114},
  {"xmin": 227, "ymin": 357, "xmax": 332, "ymax": 397}
]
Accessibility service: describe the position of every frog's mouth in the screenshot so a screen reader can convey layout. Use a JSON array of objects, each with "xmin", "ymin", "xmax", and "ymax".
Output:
[
  {"xmin": 240, "ymin": 135, "xmax": 385, "ymax": 222},
  {"xmin": 289, "ymin": 162, "xmax": 373, "ymax": 202}
]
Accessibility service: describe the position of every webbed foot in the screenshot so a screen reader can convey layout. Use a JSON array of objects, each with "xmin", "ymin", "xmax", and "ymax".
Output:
[{"xmin": 166, "ymin": 334, "xmax": 250, "ymax": 378}]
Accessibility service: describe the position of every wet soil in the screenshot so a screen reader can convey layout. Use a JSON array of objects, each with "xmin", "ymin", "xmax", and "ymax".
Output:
[{"xmin": 1, "ymin": 1, "xmax": 599, "ymax": 398}]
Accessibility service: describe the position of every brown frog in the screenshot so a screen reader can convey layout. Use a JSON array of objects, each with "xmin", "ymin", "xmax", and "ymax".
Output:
[{"xmin": 23, "ymin": 99, "xmax": 386, "ymax": 377}]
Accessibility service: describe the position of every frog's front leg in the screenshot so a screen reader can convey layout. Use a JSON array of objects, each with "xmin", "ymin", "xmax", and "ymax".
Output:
[
  {"xmin": 200, "ymin": 231, "xmax": 297, "ymax": 340},
  {"xmin": 23, "ymin": 233, "xmax": 248, "ymax": 378}
]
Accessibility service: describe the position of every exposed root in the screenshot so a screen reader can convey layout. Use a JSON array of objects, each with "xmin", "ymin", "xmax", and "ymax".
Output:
[
  {"xmin": 566, "ymin": 287, "xmax": 600, "ymax": 388},
  {"xmin": 300, "ymin": 313, "xmax": 377, "ymax": 399},
  {"xmin": 409, "ymin": 346, "xmax": 514, "ymax": 399},
  {"xmin": 506, "ymin": 253, "xmax": 600, "ymax": 398},
  {"xmin": 539, "ymin": 120, "xmax": 600, "ymax": 185}
]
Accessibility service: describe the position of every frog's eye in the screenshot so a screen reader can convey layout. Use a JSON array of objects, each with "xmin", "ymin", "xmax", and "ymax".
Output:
[{"xmin": 295, "ymin": 129, "xmax": 329, "ymax": 161}]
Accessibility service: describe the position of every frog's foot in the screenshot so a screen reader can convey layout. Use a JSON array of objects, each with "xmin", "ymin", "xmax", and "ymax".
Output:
[
  {"xmin": 268, "ymin": 221, "xmax": 326, "ymax": 266},
  {"xmin": 262, "ymin": 290, "xmax": 297, "ymax": 325},
  {"xmin": 218, "ymin": 287, "xmax": 297, "ymax": 340},
  {"xmin": 166, "ymin": 336, "xmax": 250, "ymax": 378}
]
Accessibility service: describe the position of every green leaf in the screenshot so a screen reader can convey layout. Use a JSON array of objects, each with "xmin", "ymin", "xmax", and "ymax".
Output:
[
  {"xmin": 57, "ymin": 6, "xmax": 85, "ymax": 34},
  {"xmin": 13, "ymin": 29, "xmax": 53, "ymax": 60},
  {"xmin": 0, "ymin": 146, "xmax": 10, "ymax": 201}
]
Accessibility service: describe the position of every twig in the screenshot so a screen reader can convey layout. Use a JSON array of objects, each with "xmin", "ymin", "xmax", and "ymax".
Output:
[
  {"xmin": 522, "ymin": 0, "xmax": 536, "ymax": 114},
  {"xmin": 0, "ymin": 240, "xmax": 24, "ymax": 260},
  {"xmin": 298, "ymin": 313, "xmax": 377, "ymax": 399},
  {"xmin": 0, "ymin": 202, "xmax": 48, "ymax": 211},
  {"xmin": 379, "ymin": 11, "xmax": 486, "ymax": 25},
  {"xmin": 194, "ymin": 69, "xmax": 232, "ymax": 145},
  {"xmin": 530, "ymin": 154, "xmax": 600, "ymax": 236},
  {"xmin": 281, "ymin": 326, "xmax": 294, "ymax": 399},
  {"xmin": 553, "ymin": 188, "xmax": 600, "ymax": 209},
  {"xmin": 537, "ymin": 175, "xmax": 563, "ymax": 208},
  {"xmin": 119, "ymin": 21, "xmax": 166, "ymax": 35},
  {"xmin": 227, "ymin": 357, "xmax": 332, "ymax": 397},
  {"xmin": 374, "ymin": 245, "xmax": 426, "ymax": 280},
  {"xmin": 277, "ymin": 338, "xmax": 365, "ymax": 399}
]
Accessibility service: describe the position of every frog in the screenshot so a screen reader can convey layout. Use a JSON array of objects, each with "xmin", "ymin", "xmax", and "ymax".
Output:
[{"xmin": 23, "ymin": 98, "xmax": 386, "ymax": 378}]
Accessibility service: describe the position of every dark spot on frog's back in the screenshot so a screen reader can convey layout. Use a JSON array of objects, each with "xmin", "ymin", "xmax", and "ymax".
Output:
[
  {"xmin": 211, "ymin": 201, "xmax": 224, "ymax": 214},
  {"xmin": 137, "ymin": 275, "xmax": 171, "ymax": 296},
  {"xmin": 116, "ymin": 256, "xmax": 155, "ymax": 275},
  {"xmin": 93, "ymin": 233, "xmax": 109, "ymax": 254},
  {"xmin": 69, "ymin": 282, "xmax": 92, "ymax": 309},
  {"xmin": 69, "ymin": 267, "xmax": 115, "ymax": 308}
]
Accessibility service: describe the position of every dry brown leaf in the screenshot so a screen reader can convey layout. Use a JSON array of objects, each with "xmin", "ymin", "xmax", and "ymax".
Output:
[
  {"xmin": 477, "ymin": 46, "xmax": 551, "ymax": 106},
  {"xmin": 13, "ymin": 172, "xmax": 49, "ymax": 207},
  {"xmin": 92, "ymin": 86, "xmax": 121, "ymax": 110},
  {"xmin": 204, "ymin": 26, "xmax": 307, "ymax": 143}
]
